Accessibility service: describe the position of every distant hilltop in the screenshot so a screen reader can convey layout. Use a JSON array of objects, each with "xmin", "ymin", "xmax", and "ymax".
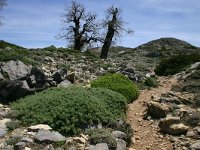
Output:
[{"xmin": 136, "ymin": 37, "xmax": 198, "ymax": 51}]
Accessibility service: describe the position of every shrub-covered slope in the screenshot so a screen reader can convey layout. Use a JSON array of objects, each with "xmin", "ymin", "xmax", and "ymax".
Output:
[{"xmin": 11, "ymin": 86, "xmax": 127, "ymax": 135}]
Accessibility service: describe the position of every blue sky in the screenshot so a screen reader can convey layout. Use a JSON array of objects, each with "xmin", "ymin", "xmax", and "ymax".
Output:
[{"xmin": 0, "ymin": 0, "xmax": 199, "ymax": 48}]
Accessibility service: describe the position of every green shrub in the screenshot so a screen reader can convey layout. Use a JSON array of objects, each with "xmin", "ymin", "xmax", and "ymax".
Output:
[
  {"xmin": 6, "ymin": 136, "xmax": 22, "ymax": 145},
  {"xmin": 91, "ymin": 73, "xmax": 139, "ymax": 103},
  {"xmin": 144, "ymin": 77, "xmax": 158, "ymax": 87},
  {"xmin": 6, "ymin": 120, "xmax": 22, "ymax": 131},
  {"xmin": 10, "ymin": 86, "xmax": 127, "ymax": 136},
  {"xmin": 155, "ymin": 54, "xmax": 200, "ymax": 76},
  {"xmin": 87, "ymin": 129, "xmax": 117, "ymax": 150}
]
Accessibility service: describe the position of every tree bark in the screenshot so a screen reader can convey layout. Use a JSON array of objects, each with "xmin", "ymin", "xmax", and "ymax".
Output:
[
  {"xmin": 100, "ymin": 8, "xmax": 118, "ymax": 59},
  {"xmin": 100, "ymin": 29, "xmax": 115, "ymax": 59}
]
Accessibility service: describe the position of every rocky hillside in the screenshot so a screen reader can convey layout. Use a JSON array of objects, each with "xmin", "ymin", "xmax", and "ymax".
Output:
[
  {"xmin": 0, "ymin": 38, "xmax": 200, "ymax": 150},
  {"xmin": 134, "ymin": 37, "xmax": 200, "ymax": 57}
]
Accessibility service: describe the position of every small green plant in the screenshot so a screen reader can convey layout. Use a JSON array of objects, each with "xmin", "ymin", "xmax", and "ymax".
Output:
[
  {"xmin": 6, "ymin": 136, "xmax": 22, "ymax": 145},
  {"xmin": 57, "ymin": 63, "xmax": 70, "ymax": 70},
  {"xmin": 144, "ymin": 77, "xmax": 158, "ymax": 87},
  {"xmin": 91, "ymin": 73, "xmax": 139, "ymax": 103},
  {"xmin": 6, "ymin": 120, "xmax": 21, "ymax": 131},
  {"xmin": 87, "ymin": 129, "xmax": 117, "ymax": 150},
  {"xmin": 11, "ymin": 86, "xmax": 127, "ymax": 136}
]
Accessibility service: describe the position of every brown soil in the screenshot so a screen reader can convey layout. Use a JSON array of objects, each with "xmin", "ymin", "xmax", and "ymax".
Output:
[{"xmin": 127, "ymin": 76, "xmax": 178, "ymax": 150}]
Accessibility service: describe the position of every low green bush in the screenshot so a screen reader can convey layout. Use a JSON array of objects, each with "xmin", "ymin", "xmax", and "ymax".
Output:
[
  {"xmin": 91, "ymin": 73, "xmax": 139, "ymax": 103},
  {"xmin": 87, "ymin": 129, "xmax": 117, "ymax": 150},
  {"xmin": 155, "ymin": 54, "xmax": 200, "ymax": 76},
  {"xmin": 10, "ymin": 86, "xmax": 127, "ymax": 136},
  {"xmin": 144, "ymin": 77, "xmax": 158, "ymax": 88}
]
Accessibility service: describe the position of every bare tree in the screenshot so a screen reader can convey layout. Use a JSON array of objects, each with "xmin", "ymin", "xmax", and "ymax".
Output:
[
  {"xmin": 58, "ymin": 1, "xmax": 100, "ymax": 51},
  {"xmin": 0, "ymin": 0, "xmax": 6, "ymax": 26},
  {"xmin": 100, "ymin": 6, "xmax": 133, "ymax": 59}
]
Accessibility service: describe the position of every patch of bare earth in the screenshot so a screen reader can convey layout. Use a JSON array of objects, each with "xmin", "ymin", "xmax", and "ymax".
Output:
[{"xmin": 127, "ymin": 76, "xmax": 178, "ymax": 150}]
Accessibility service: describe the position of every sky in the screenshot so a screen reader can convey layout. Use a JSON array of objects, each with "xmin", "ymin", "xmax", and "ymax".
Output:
[{"xmin": 0, "ymin": 0, "xmax": 199, "ymax": 48}]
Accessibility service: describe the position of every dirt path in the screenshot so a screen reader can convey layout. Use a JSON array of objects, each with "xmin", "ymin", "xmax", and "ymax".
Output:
[{"xmin": 127, "ymin": 76, "xmax": 178, "ymax": 150}]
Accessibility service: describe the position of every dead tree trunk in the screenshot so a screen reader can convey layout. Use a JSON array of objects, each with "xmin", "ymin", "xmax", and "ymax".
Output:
[{"xmin": 100, "ymin": 8, "xmax": 118, "ymax": 59}]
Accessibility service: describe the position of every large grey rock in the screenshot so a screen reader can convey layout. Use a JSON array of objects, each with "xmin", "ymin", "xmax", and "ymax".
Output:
[
  {"xmin": 89, "ymin": 143, "xmax": 109, "ymax": 150},
  {"xmin": 116, "ymin": 139, "xmax": 126, "ymax": 150},
  {"xmin": 1, "ymin": 60, "xmax": 30, "ymax": 80},
  {"xmin": 0, "ymin": 80, "xmax": 31, "ymax": 103},
  {"xmin": 112, "ymin": 131, "xmax": 127, "ymax": 140},
  {"xmin": 190, "ymin": 142, "xmax": 200, "ymax": 150},
  {"xmin": 147, "ymin": 101, "xmax": 171, "ymax": 118},
  {"xmin": 57, "ymin": 80, "xmax": 72, "ymax": 88},
  {"xmin": 159, "ymin": 117, "xmax": 188, "ymax": 135},
  {"xmin": 27, "ymin": 66, "xmax": 47, "ymax": 90},
  {"xmin": 52, "ymin": 69, "xmax": 67, "ymax": 84},
  {"xmin": 35, "ymin": 129, "xmax": 66, "ymax": 143}
]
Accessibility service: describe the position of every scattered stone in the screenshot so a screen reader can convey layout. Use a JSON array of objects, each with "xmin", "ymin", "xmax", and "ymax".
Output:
[
  {"xmin": 14, "ymin": 142, "xmax": 26, "ymax": 150},
  {"xmin": 147, "ymin": 101, "xmax": 171, "ymax": 118},
  {"xmin": 0, "ymin": 128, "xmax": 7, "ymax": 138},
  {"xmin": 116, "ymin": 139, "xmax": 126, "ymax": 150},
  {"xmin": 0, "ymin": 72, "xmax": 4, "ymax": 80},
  {"xmin": 0, "ymin": 118, "xmax": 10, "ymax": 137},
  {"xmin": 190, "ymin": 142, "xmax": 200, "ymax": 150},
  {"xmin": 66, "ymin": 72, "xmax": 75, "ymax": 83},
  {"xmin": 159, "ymin": 117, "xmax": 189, "ymax": 135},
  {"xmin": 57, "ymin": 80, "xmax": 72, "ymax": 88},
  {"xmin": 160, "ymin": 97, "xmax": 182, "ymax": 105},
  {"xmin": 28, "ymin": 124, "xmax": 52, "ymax": 132},
  {"xmin": 43, "ymin": 144, "xmax": 55, "ymax": 150},
  {"xmin": 89, "ymin": 143, "xmax": 109, "ymax": 150},
  {"xmin": 35, "ymin": 129, "xmax": 66, "ymax": 143},
  {"xmin": 21, "ymin": 137, "xmax": 34, "ymax": 143},
  {"xmin": 169, "ymin": 123, "xmax": 189, "ymax": 135},
  {"xmin": 112, "ymin": 131, "xmax": 127, "ymax": 140},
  {"xmin": 65, "ymin": 136, "xmax": 87, "ymax": 150},
  {"xmin": 45, "ymin": 56, "xmax": 55, "ymax": 62}
]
